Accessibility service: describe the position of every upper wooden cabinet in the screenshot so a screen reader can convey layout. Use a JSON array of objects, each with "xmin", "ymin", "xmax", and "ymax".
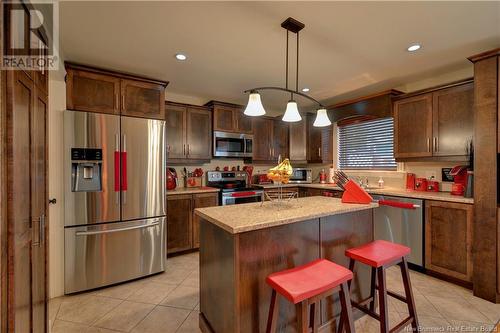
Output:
[
  {"xmin": 273, "ymin": 121, "xmax": 289, "ymax": 161},
  {"xmin": 165, "ymin": 102, "xmax": 212, "ymax": 164},
  {"xmin": 394, "ymin": 93, "xmax": 433, "ymax": 158},
  {"xmin": 306, "ymin": 115, "xmax": 333, "ymax": 164},
  {"xmin": 252, "ymin": 117, "xmax": 274, "ymax": 162},
  {"xmin": 289, "ymin": 121, "xmax": 307, "ymax": 162},
  {"xmin": 394, "ymin": 81, "xmax": 473, "ymax": 160},
  {"xmin": 432, "ymin": 83, "xmax": 474, "ymax": 156},
  {"xmin": 65, "ymin": 62, "xmax": 168, "ymax": 119},
  {"xmin": 207, "ymin": 101, "xmax": 253, "ymax": 134},
  {"xmin": 425, "ymin": 200, "xmax": 473, "ymax": 284}
]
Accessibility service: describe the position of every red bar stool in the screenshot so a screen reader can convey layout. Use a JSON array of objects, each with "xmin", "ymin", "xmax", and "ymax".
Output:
[
  {"xmin": 265, "ymin": 259, "xmax": 355, "ymax": 333},
  {"xmin": 340, "ymin": 240, "xmax": 419, "ymax": 333}
]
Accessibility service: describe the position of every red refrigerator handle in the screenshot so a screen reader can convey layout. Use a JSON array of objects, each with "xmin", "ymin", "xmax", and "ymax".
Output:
[
  {"xmin": 121, "ymin": 152, "xmax": 128, "ymax": 191},
  {"xmin": 114, "ymin": 151, "xmax": 120, "ymax": 192}
]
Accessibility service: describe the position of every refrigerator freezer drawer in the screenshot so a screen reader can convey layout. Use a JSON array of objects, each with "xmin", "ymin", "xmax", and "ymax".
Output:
[{"xmin": 64, "ymin": 217, "xmax": 165, "ymax": 294}]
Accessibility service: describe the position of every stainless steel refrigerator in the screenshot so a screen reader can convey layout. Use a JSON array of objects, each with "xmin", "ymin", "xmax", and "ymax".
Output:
[{"xmin": 64, "ymin": 110, "xmax": 166, "ymax": 294}]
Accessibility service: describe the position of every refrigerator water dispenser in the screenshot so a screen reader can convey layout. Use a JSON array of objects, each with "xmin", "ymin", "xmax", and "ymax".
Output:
[{"xmin": 71, "ymin": 148, "xmax": 103, "ymax": 192}]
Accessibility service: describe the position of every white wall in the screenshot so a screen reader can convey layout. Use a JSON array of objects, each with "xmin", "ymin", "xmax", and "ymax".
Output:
[{"xmin": 48, "ymin": 65, "xmax": 66, "ymax": 298}]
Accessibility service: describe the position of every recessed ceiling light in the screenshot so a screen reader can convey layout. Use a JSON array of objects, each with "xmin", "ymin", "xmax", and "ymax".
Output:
[
  {"xmin": 407, "ymin": 44, "xmax": 421, "ymax": 52},
  {"xmin": 302, "ymin": 87, "xmax": 310, "ymax": 92},
  {"xmin": 175, "ymin": 53, "xmax": 187, "ymax": 61}
]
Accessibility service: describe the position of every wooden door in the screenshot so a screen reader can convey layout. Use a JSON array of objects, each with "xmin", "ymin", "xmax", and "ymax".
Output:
[
  {"xmin": 66, "ymin": 68, "xmax": 121, "ymax": 114},
  {"xmin": 165, "ymin": 103, "xmax": 187, "ymax": 160},
  {"xmin": 273, "ymin": 120, "xmax": 289, "ymax": 160},
  {"xmin": 31, "ymin": 87, "xmax": 47, "ymax": 333},
  {"xmin": 167, "ymin": 195, "xmax": 192, "ymax": 253},
  {"xmin": 213, "ymin": 105, "xmax": 236, "ymax": 132},
  {"xmin": 432, "ymin": 83, "xmax": 474, "ymax": 156},
  {"xmin": 7, "ymin": 70, "xmax": 34, "ymax": 333},
  {"xmin": 307, "ymin": 116, "xmax": 322, "ymax": 163},
  {"xmin": 192, "ymin": 193, "xmax": 218, "ymax": 248},
  {"xmin": 186, "ymin": 107, "xmax": 212, "ymax": 160},
  {"xmin": 425, "ymin": 201, "xmax": 473, "ymax": 283},
  {"xmin": 394, "ymin": 94, "xmax": 433, "ymax": 158},
  {"xmin": 121, "ymin": 79, "xmax": 165, "ymax": 119},
  {"xmin": 252, "ymin": 118, "xmax": 273, "ymax": 162},
  {"xmin": 289, "ymin": 121, "xmax": 307, "ymax": 162},
  {"xmin": 235, "ymin": 108, "xmax": 253, "ymax": 134}
]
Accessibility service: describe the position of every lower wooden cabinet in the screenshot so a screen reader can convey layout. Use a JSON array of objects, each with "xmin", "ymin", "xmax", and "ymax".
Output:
[
  {"xmin": 298, "ymin": 187, "xmax": 343, "ymax": 198},
  {"xmin": 167, "ymin": 192, "xmax": 219, "ymax": 254},
  {"xmin": 425, "ymin": 200, "xmax": 473, "ymax": 283}
]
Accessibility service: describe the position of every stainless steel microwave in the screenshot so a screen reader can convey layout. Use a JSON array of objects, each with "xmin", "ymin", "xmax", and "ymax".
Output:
[
  {"xmin": 213, "ymin": 131, "xmax": 253, "ymax": 158},
  {"xmin": 289, "ymin": 168, "xmax": 312, "ymax": 183}
]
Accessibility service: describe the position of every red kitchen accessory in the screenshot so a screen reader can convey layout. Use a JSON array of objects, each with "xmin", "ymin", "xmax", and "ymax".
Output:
[
  {"xmin": 406, "ymin": 173, "xmax": 416, "ymax": 190},
  {"xmin": 167, "ymin": 168, "xmax": 177, "ymax": 190},
  {"xmin": 243, "ymin": 165, "xmax": 254, "ymax": 184},
  {"xmin": 258, "ymin": 174, "xmax": 272, "ymax": 185},
  {"xmin": 319, "ymin": 169, "xmax": 327, "ymax": 184},
  {"xmin": 414, "ymin": 178, "xmax": 427, "ymax": 192},
  {"xmin": 334, "ymin": 171, "xmax": 420, "ymax": 209},
  {"xmin": 449, "ymin": 165, "xmax": 468, "ymax": 196},
  {"xmin": 427, "ymin": 179, "xmax": 439, "ymax": 192}
]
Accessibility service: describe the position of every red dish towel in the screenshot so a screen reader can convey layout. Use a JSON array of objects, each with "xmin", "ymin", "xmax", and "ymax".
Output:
[{"xmin": 378, "ymin": 200, "xmax": 416, "ymax": 210}]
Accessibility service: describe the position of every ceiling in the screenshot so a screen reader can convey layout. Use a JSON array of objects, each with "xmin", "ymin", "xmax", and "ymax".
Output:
[{"xmin": 60, "ymin": 1, "xmax": 500, "ymax": 114}]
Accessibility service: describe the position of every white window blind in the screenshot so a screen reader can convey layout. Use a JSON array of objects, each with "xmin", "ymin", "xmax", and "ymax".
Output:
[{"xmin": 338, "ymin": 117, "xmax": 397, "ymax": 170}]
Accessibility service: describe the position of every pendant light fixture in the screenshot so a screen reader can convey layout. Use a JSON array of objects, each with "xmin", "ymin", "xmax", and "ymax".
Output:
[{"xmin": 243, "ymin": 17, "xmax": 332, "ymax": 127}]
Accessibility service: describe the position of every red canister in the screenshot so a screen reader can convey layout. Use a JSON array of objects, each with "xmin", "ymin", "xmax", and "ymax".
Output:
[
  {"xmin": 406, "ymin": 173, "xmax": 416, "ymax": 190},
  {"xmin": 427, "ymin": 180, "xmax": 439, "ymax": 192},
  {"xmin": 415, "ymin": 178, "xmax": 428, "ymax": 192}
]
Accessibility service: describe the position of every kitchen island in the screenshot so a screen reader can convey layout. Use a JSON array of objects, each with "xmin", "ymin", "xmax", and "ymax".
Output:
[{"xmin": 195, "ymin": 196, "xmax": 378, "ymax": 333}]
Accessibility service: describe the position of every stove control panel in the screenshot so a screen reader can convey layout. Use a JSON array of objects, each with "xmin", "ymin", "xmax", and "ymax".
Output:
[{"xmin": 207, "ymin": 171, "xmax": 248, "ymax": 182}]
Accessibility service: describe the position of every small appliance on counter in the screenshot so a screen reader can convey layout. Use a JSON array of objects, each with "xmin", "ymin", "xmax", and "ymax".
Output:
[
  {"xmin": 427, "ymin": 177, "xmax": 439, "ymax": 192},
  {"xmin": 288, "ymin": 168, "xmax": 312, "ymax": 184},
  {"xmin": 319, "ymin": 169, "xmax": 327, "ymax": 184},
  {"xmin": 328, "ymin": 167, "xmax": 336, "ymax": 184},
  {"xmin": 450, "ymin": 165, "xmax": 468, "ymax": 196},
  {"xmin": 414, "ymin": 178, "xmax": 428, "ymax": 192},
  {"xmin": 167, "ymin": 168, "xmax": 178, "ymax": 190},
  {"xmin": 406, "ymin": 173, "xmax": 416, "ymax": 190}
]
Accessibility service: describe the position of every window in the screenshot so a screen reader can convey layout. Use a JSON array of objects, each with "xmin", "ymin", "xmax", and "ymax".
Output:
[{"xmin": 338, "ymin": 117, "xmax": 397, "ymax": 170}]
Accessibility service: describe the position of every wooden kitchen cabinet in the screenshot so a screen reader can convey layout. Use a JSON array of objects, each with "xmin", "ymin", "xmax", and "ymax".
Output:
[
  {"xmin": 289, "ymin": 121, "xmax": 307, "ymax": 162},
  {"xmin": 273, "ymin": 121, "xmax": 289, "ymax": 160},
  {"xmin": 65, "ymin": 62, "xmax": 167, "ymax": 119},
  {"xmin": 167, "ymin": 194, "xmax": 193, "ymax": 253},
  {"xmin": 425, "ymin": 200, "xmax": 473, "ymax": 284},
  {"xmin": 394, "ymin": 81, "xmax": 474, "ymax": 160},
  {"xmin": 165, "ymin": 102, "xmax": 212, "ymax": 164},
  {"xmin": 121, "ymin": 79, "xmax": 165, "ymax": 119},
  {"xmin": 432, "ymin": 83, "xmax": 474, "ymax": 156},
  {"xmin": 306, "ymin": 115, "xmax": 333, "ymax": 163},
  {"xmin": 394, "ymin": 93, "xmax": 433, "ymax": 158},
  {"xmin": 252, "ymin": 117, "xmax": 274, "ymax": 162},
  {"xmin": 192, "ymin": 193, "xmax": 219, "ymax": 248},
  {"xmin": 207, "ymin": 101, "xmax": 253, "ymax": 134},
  {"xmin": 167, "ymin": 192, "xmax": 219, "ymax": 254}
]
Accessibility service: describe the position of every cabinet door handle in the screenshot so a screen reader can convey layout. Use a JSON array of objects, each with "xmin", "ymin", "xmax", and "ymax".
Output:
[
  {"xmin": 434, "ymin": 137, "xmax": 438, "ymax": 152},
  {"xmin": 122, "ymin": 95, "xmax": 125, "ymax": 111},
  {"xmin": 40, "ymin": 214, "xmax": 45, "ymax": 245},
  {"xmin": 183, "ymin": 144, "xmax": 186, "ymax": 156},
  {"xmin": 187, "ymin": 144, "xmax": 190, "ymax": 156},
  {"xmin": 427, "ymin": 138, "xmax": 430, "ymax": 152},
  {"xmin": 318, "ymin": 147, "xmax": 321, "ymax": 157},
  {"xmin": 115, "ymin": 93, "xmax": 119, "ymax": 109}
]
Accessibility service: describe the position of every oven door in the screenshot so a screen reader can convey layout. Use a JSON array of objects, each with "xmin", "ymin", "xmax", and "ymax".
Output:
[
  {"xmin": 213, "ymin": 131, "xmax": 252, "ymax": 158},
  {"xmin": 222, "ymin": 191, "xmax": 263, "ymax": 205}
]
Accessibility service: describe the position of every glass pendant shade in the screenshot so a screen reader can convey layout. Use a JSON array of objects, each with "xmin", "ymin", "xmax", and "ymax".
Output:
[
  {"xmin": 282, "ymin": 100, "xmax": 302, "ymax": 122},
  {"xmin": 313, "ymin": 108, "xmax": 332, "ymax": 127},
  {"xmin": 243, "ymin": 92, "xmax": 266, "ymax": 116}
]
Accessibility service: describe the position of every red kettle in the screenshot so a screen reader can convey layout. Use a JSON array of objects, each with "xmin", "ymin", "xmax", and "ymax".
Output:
[{"xmin": 167, "ymin": 168, "xmax": 177, "ymax": 190}]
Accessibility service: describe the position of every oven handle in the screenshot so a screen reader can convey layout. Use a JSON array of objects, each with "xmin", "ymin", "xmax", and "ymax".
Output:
[
  {"xmin": 75, "ymin": 221, "xmax": 160, "ymax": 236},
  {"xmin": 225, "ymin": 191, "xmax": 263, "ymax": 198}
]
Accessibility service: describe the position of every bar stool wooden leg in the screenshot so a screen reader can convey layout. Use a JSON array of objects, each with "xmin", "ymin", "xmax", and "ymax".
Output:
[
  {"xmin": 339, "ymin": 282, "xmax": 355, "ymax": 333},
  {"xmin": 399, "ymin": 257, "xmax": 419, "ymax": 331},
  {"xmin": 310, "ymin": 301, "xmax": 320, "ymax": 333},
  {"xmin": 296, "ymin": 301, "xmax": 308, "ymax": 333},
  {"xmin": 377, "ymin": 267, "xmax": 389, "ymax": 333},
  {"xmin": 266, "ymin": 290, "xmax": 279, "ymax": 333},
  {"xmin": 369, "ymin": 267, "xmax": 377, "ymax": 312}
]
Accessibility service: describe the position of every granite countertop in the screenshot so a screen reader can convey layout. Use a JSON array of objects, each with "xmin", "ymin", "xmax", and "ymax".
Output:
[
  {"xmin": 253, "ymin": 183, "xmax": 474, "ymax": 204},
  {"xmin": 194, "ymin": 196, "xmax": 378, "ymax": 234},
  {"xmin": 167, "ymin": 187, "xmax": 220, "ymax": 196}
]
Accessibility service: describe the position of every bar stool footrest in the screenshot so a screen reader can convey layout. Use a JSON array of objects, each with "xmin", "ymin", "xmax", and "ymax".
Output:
[
  {"xmin": 387, "ymin": 290, "xmax": 407, "ymax": 303},
  {"xmin": 351, "ymin": 300, "xmax": 380, "ymax": 320},
  {"xmin": 389, "ymin": 315, "xmax": 414, "ymax": 333}
]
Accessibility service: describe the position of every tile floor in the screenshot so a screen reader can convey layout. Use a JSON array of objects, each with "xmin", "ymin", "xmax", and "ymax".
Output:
[{"xmin": 49, "ymin": 252, "xmax": 499, "ymax": 333}]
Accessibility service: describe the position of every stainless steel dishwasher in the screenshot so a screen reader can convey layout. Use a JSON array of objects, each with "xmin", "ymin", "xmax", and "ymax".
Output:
[{"xmin": 372, "ymin": 194, "xmax": 424, "ymax": 268}]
